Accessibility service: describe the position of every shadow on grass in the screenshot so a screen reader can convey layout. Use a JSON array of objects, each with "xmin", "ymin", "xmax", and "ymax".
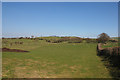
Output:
[{"xmin": 100, "ymin": 55, "xmax": 120, "ymax": 80}]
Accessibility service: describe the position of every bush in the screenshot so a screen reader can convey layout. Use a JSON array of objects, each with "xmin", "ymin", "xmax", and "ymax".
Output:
[
  {"xmin": 97, "ymin": 33, "xmax": 110, "ymax": 43},
  {"xmin": 44, "ymin": 37, "xmax": 83, "ymax": 43},
  {"xmin": 85, "ymin": 38, "xmax": 97, "ymax": 43},
  {"xmin": 46, "ymin": 40, "xmax": 51, "ymax": 42},
  {"xmin": 68, "ymin": 37, "xmax": 83, "ymax": 43},
  {"xmin": 19, "ymin": 37, "xmax": 24, "ymax": 39},
  {"xmin": 39, "ymin": 38, "xmax": 43, "ymax": 40},
  {"xmin": 52, "ymin": 40, "xmax": 62, "ymax": 43},
  {"xmin": 109, "ymin": 39, "xmax": 118, "ymax": 42}
]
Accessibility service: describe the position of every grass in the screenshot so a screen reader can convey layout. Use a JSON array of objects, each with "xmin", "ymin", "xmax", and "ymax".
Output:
[
  {"xmin": 2, "ymin": 39, "xmax": 112, "ymax": 78},
  {"xmin": 102, "ymin": 42, "xmax": 118, "ymax": 48},
  {"xmin": 2, "ymin": 39, "xmax": 50, "ymax": 50}
]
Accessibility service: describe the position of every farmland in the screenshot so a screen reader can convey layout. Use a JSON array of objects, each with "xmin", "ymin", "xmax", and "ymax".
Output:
[
  {"xmin": 2, "ymin": 2, "xmax": 119, "ymax": 79},
  {"xmin": 2, "ymin": 38, "xmax": 112, "ymax": 78},
  {"xmin": 101, "ymin": 42, "xmax": 118, "ymax": 48}
]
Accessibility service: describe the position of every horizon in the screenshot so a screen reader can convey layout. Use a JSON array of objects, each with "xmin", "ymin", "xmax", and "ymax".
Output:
[
  {"xmin": 2, "ymin": 2, "xmax": 118, "ymax": 38},
  {"xmin": 1, "ymin": 35, "xmax": 119, "ymax": 39}
]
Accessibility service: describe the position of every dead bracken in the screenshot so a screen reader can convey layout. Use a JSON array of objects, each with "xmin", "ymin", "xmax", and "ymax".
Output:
[{"xmin": 0, "ymin": 47, "xmax": 29, "ymax": 52}]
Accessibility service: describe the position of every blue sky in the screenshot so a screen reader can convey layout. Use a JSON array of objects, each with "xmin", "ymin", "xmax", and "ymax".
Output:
[{"xmin": 2, "ymin": 2, "xmax": 118, "ymax": 38}]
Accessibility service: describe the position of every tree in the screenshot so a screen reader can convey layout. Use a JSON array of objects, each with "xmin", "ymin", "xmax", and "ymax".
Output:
[
  {"xmin": 31, "ymin": 35, "xmax": 34, "ymax": 38},
  {"xmin": 19, "ymin": 37, "xmax": 23, "ymax": 39},
  {"xmin": 97, "ymin": 33, "xmax": 110, "ymax": 43}
]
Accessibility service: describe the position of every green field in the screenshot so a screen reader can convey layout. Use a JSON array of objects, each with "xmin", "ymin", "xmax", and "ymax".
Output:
[
  {"xmin": 2, "ymin": 39, "xmax": 112, "ymax": 78},
  {"xmin": 102, "ymin": 42, "xmax": 118, "ymax": 48}
]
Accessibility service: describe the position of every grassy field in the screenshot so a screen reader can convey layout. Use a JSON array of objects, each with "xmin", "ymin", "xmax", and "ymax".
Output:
[
  {"xmin": 102, "ymin": 42, "xmax": 118, "ymax": 48},
  {"xmin": 2, "ymin": 39, "xmax": 112, "ymax": 78},
  {"xmin": 100, "ymin": 37, "xmax": 119, "ymax": 48}
]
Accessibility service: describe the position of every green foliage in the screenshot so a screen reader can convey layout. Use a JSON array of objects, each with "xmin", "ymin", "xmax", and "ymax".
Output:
[
  {"xmin": 97, "ymin": 33, "xmax": 110, "ymax": 43},
  {"xmin": 68, "ymin": 37, "xmax": 83, "ymax": 43},
  {"xmin": 39, "ymin": 37, "xmax": 83, "ymax": 43},
  {"xmin": 85, "ymin": 38, "xmax": 97, "ymax": 43}
]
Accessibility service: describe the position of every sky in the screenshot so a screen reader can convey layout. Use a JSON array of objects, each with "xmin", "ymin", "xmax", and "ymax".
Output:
[{"xmin": 2, "ymin": 2, "xmax": 118, "ymax": 38}]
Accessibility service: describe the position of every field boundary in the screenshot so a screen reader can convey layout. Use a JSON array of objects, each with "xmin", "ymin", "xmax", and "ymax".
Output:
[{"xmin": 97, "ymin": 43, "xmax": 120, "ymax": 56}]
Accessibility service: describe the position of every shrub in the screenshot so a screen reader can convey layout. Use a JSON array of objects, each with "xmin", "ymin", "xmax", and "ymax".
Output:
[
  {"xmin": 85, "ymin": 38, "xmax": 97, "ymax": 43},
  {"xmin": 52, "ymin": 40, "xmax": 62, "ymax": 43},
  {"xmin": 46, "ymin": 40, "xmax": 51, "ymax": 42},
  {"xmin": 97, "ymin": 33, "xmax": 110, "ymax": 43},
  {"xmin": 51, "ymin": 37, "xmax": 70, "ymax": 43},
  {"xmin": 44, "ymin": 37, "xmax": 83, "ymax": 43},
  {"xmin": 109, "ymin": 39, "xmax": 118, "ymax": 42},
  {"xmin": 68, "ymin": 37, "xmax": 83, "ymax": 43},
  {"xmin": 19, "ymin": 37, "xmax": 24, "ymax": 39},
  {"xmin": 39, "ymin": 38, "xmax": 43, "ymax": 40}
]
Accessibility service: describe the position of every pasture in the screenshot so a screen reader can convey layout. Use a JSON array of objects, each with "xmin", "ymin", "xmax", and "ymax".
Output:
[
  {"xmin": 101, "ymin": 42, "xmax": 118, "ymax": 48},
  {"xmin": 2, "ymin": 38, "xmax": 112, "ymax": 78}
]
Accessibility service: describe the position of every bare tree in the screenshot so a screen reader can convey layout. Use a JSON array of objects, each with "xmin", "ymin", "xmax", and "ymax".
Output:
[{"xmin": 97, "ymin": 33, "xmax": 110, "ymax": 43}]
